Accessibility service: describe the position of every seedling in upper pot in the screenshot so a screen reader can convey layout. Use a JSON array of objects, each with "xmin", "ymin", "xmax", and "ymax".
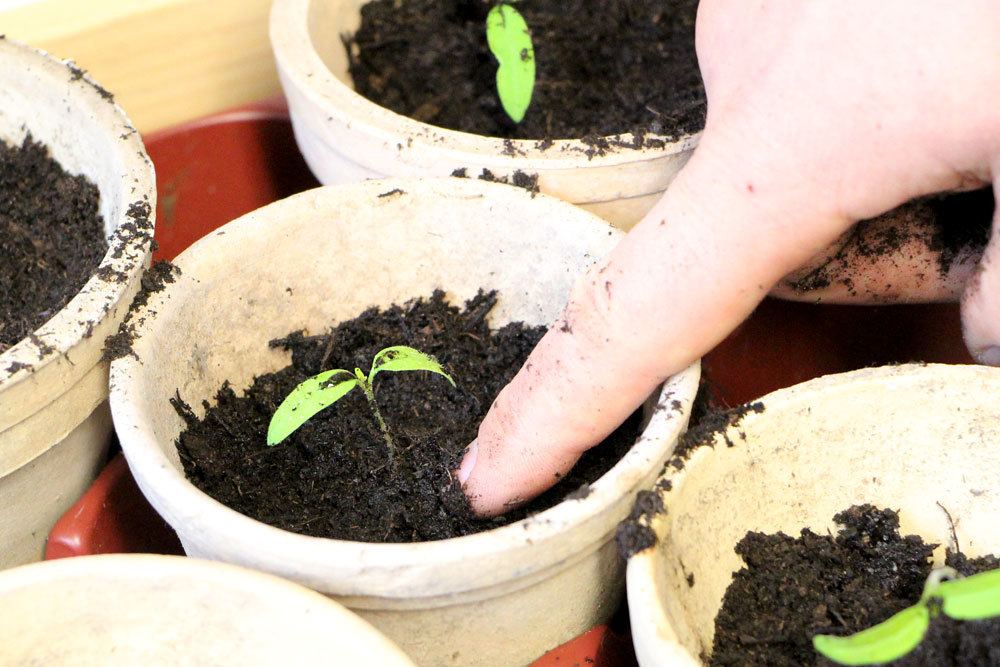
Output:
[
  {"xmin": 813, "ymin": 566, "xmax": 1000, "ymax": 665},
  {"xmin": 486, "ymin": 3, "xmax": 535, "ymax": 123},
  {"xmin": 266, "ymin": 345, "xmax": 455, "ymax": 464}
]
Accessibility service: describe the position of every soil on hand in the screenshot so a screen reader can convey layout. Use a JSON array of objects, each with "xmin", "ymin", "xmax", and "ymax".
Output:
[
  {"xmin": 0, "ymin": 136, "xmax": 106, "ymax": 354},
  {"xmin": 710, "ymin": 505, "xmax": 1000, "ymax": 666},
  {"xmin": 175, "ymin": 290, "xmax": 640, "ymax": 542},
  {"xmin": 346, "ymin": 0, "xmax": 704, "ymax": 141},
  {"xmin": 786, "ymin": 187, "xmax": 995, "ymax": 296}
]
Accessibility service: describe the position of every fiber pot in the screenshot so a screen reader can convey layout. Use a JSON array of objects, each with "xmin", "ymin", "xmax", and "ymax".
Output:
[
  {"xmin": 0, "ymin": 554, "xmax": 413, "ymax": 665},
  {"xmin": 0, "ymin": 38, "xmax": 155, "ymax": 568},
  {"xmin": 625, "ymin": 363, "xmax": 1000, "ymax": 666},
  {"xmin": 269, "ymin": 0, "xmax": 698, "ymax": 230},
  {"xmin": 110, "ymin": 178, "xmax": 701, "ymax": 666}
]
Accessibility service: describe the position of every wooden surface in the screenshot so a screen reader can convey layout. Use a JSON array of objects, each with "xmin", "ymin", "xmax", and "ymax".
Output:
[{"xmin": 0, "ymin": 0, "xmax": 281, "ymax": 132}]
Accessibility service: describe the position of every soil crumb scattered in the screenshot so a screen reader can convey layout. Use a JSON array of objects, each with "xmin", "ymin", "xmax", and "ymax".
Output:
[
  {"xmin": 1, "ymin": 135, "xmax": 106, "ymax": 354},
  {"xmin": 669, "ymin": 400, "xmax": 765, "ymax": 469},
  {"xmin": 102, "ymin": 260, "xmax": 181, "ymax": 361},
  {"xmin": 347, "ymin": 0, "xmax": 704, "ymax": 142},
  {"xmin": 175, "ymin": 290, "xmax": 640, "ymax": 542},
  {"xmin": 451, "ymin": 167, "xmax": 540, "ymax": 194},
  {"xmin": 710, "ymin": 504, "xmax": 1000, "ymax": 666}
]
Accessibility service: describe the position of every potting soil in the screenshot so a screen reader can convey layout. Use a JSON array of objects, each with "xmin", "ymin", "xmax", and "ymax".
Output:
[
  {"xmin": 175, "ymin": 290, "xmax": 640, "ymax": 542},
  {"xmin": 346, "ymin": 0, "xmax": 705, "ymax": 142},
  {"xmin": 0, "ymin": 135, "xmax": 106, "ymax": 355},
  {"xmin": 710, "ymin": 504, "xmax": 1000, "ymax": 666}
]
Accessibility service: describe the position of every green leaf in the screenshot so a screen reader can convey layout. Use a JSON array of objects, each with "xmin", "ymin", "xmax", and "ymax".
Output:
[
  {"xmin": 486, "ymin": 4, "xmax": 535, "ymax": 123},
  {"xmin": 937, "ymin": 568, "xmax": 1000, "ymax": 620},
  {"xmin": 368, "ymin": 345, "xmax": 456, "ymax": 387},
  {"xmin": 813, "ymin": 605, "xmax": 930, "ymax": 666},
  {"xmin": 267, "ymin": 369, "xmax": 358, "ymax": 446}
]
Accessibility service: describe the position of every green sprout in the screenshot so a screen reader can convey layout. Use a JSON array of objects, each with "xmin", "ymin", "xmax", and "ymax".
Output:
[
  {"xmin": 486, "ymin": 3, "xmax": 535, "ymax": 123},
  {"xmin": 266, "ymin": 345, "xmax": 455, "ymax": 463},
  {"xmin": 814, "ymin": 566, "xmax": 1000, "ymax": 665}
]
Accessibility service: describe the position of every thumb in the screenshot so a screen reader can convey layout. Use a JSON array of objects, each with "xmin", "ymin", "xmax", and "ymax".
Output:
[
  {"xmin": 960, "ymin": 175, "xmax": 1000, "ymax": 364},
  {"xmin": 458, "ymin": 136, "xmax": 853, "ymax": 516}
]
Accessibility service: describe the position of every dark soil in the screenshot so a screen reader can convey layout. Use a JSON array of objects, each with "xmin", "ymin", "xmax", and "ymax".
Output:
[
  {"xmin": 710, "ymin": 504, "xmax": 1000, "ymax": 666},
  {"xmin": 346, "ymin": 0, "xmax": 705, "ymax": 142},
  {"xmin": 0, "ymin": 135, "xmax": 106, "ymax": 354},
  {"xmin": 175, "ymin": 290, "xmax": 641, "ymax": 542}
]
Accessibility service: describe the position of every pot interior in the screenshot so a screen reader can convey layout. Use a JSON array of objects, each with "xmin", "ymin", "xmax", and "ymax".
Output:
[
  {"xmin": 307, "ymin": 0, "xmax": 364, "ymax": 90},
  {"xmin": 651, "ymin": 364, "xmax": 1000, "ymax": 660}
]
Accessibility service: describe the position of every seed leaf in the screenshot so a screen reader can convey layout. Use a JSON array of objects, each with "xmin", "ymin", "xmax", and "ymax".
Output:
[
  {"xmin": 368, "ymin": 345, "xmax": 456, "ymax": 387},
  {"xmin": 486, "ymin": 4, "xmax": 535, "ymax": 123},
  {"xmin": 938, "ymin": 568, "xmax": 1000, "ymax": 620},
  {"xmin": 266, "ymin": 369, "xmax": 358, "ymax": 446},
  {"xmin": 813, "ymin": 604, "xmax": 930, "ymax": 666}
]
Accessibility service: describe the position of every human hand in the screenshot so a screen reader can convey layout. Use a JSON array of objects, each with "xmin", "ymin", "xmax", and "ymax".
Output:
[{"xmin": 459, "ymin": 0, "xmax": 1000, "ymax": 515}]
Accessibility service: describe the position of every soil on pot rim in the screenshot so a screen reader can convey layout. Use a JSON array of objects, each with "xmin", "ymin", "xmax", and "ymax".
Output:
[
  {"xmin": 0, "ymin": 136, "xmax": 106, "ymax": 355},
  {"xmin": 346, "ymin": 0, "xmax": 704, "ymax": 142},
  {"xmin": 709, "ymin": 504, "xmax": 1000, "ymax": 666},
  {"xmin": 174, "ymin": 290, "xmax": 641, "ymax": 542}
]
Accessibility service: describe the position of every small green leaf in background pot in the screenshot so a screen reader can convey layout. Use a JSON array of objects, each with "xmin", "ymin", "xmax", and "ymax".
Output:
[
  {"xmin": 813, "ymin": 604, "xmax": 930, "ymax": 666},
  {"xmin": 938, "ymin": 568, "xmax": 1000, "ymax": 620},
  {"xmin": 368, "ymin": 345, "xmax": 456, "ymax": 386},
  {"xmin": 486, "ymin": 4, "xmax": 535, "ymax": 123},
  {"xmin": 267, "ymin": 369, "xmax": 359, "ymax": 446}
]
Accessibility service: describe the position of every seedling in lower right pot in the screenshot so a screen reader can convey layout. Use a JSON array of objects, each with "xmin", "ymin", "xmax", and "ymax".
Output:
[{"xmin": 813, "ymin": 566, "xmax": 1000, "ymax": 665}]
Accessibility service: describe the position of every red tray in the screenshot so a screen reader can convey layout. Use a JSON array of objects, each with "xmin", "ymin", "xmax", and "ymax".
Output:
[{"xmin": 44, "ymin": 100, "xmax": 971, "ymax": 666}]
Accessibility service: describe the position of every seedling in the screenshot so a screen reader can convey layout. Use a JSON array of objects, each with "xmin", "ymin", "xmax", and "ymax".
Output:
[
  {"xmin": 814, "ymin": 566, "xmax": 1000, "ymax": 665},
  {"xmin": 267, "ymin": 345, "xmax": 455, "ymax": 463},
  {"xmin": 486, "ymin": 3, "xmax": 535, "ymax": 123}
]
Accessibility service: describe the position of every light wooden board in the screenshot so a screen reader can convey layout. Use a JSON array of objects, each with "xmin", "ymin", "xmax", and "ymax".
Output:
[{"xmin": 0, "ymin": 0, "xmax": 281, "ymax": 132}]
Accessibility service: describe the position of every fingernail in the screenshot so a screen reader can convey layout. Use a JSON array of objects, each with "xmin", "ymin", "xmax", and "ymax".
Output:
[
  {"xmin": 457, "ymin": 439, "xmax": 478, "ymax": 485},
  {"xmin": 977, "ymin": 346, "xmax": 1000, "ymax": 366}
]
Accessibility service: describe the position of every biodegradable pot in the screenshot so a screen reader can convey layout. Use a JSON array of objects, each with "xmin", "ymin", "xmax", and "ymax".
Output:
[
  {"xmin": 110, "ymin": 178, "xmax": 701, "ymax": 666},
  {"xmin": 626, "ymin": 363, "xmax": 1000, "ymax": 667},
  {"xmin": 269, "ymin": 0, "xmax": 699, "ymax": 230},
  {"xmin": 0, "ymin": 38, "xmax": 155, "ymax": 568},
  {"xmin": 0, "ymin": 554, "xmax": 413, "ymax": 665}
]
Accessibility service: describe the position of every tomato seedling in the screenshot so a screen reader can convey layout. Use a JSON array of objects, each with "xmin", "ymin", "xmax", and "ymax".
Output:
[
  {"xmin": 267, "ymin": 345, "xmax": 455, "ymax": 463},
  {"xmin": 814, "ymin": 566, "xmax": 1000, "ymax": 665}
]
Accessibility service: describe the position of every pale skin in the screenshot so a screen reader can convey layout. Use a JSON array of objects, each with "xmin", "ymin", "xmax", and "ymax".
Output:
[{"xmin": 459, "ymin": 0, "xmax": 1000, "ymax": 515}]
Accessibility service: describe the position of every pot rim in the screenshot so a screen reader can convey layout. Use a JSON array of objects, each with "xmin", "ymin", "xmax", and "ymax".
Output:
[
  {"xmin": 110, "ymin": 178, "xmax": 701, "ymax": 598},
  {"xmin": 0, "ymin": 553, "xmax": 414, "ymax": 665},
  {"xmin": 0, "ymin": 37, "xmax": 156, "ymax": 388},
  {"xmin": 626, "ymin": 362, "xmax": 1000, "ymax": 666},
  {"xmin": 269, "ymin": 0, "xmax": 702, "ymax": 173}
]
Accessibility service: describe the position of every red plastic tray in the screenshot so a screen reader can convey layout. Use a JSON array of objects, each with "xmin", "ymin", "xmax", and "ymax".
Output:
[{"xmin": 44, "ymin": 100, "xmax": 971, "ymax": 666}]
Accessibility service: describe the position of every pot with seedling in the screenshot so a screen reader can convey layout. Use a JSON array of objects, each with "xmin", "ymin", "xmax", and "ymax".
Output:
[
  {"xmin": 111, "ymin": 177, "xmax": 701, "ymax": 666},
  {"xmin": 269, "ymin": 0, "xmax": 703, "ymax": 229},
  {"xmin": 0, "ymin": 38, "xmax": 155, "ymax": 568},
  {"xmin": 624, "ymin": 364, "xmax": 1000, "ymax": 666}
]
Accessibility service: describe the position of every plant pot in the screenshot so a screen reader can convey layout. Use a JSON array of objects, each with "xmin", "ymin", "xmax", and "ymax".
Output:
[
  {"xmin": 0, "ymin": 554, "xmax": 412, "ymax": 665},
  {"xmin": 268, "ymin": 0, "xmax": 699, "ymax": 230},
  {"xmin": 625, "ymin": 363, "xmax": 1000, "ymax": 666},
  {"xmin": 0, "ymin": 38, "xmax": 155, "ymax": 568},
  {"xmin": 110, "ymin": 177, "xmax": 701, "ymax": 666}
]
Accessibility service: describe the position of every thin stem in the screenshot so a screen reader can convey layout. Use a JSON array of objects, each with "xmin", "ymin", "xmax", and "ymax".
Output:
[{"xmin": 360, "ymin": 377, "xmax": 395, "ymax": 464}]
